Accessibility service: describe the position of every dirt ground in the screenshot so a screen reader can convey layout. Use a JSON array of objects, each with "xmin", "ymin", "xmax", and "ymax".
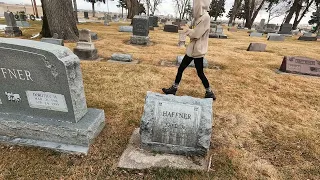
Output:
[{"xmin": 0, "ymin": 20, "xmax": 319, "ymax": 179}]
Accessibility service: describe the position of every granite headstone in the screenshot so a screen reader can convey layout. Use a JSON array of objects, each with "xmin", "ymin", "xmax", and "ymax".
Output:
[
  {"xmin": 131, "ymin": 15, "xmax": 150, "ymax": 45},
  {"xmin": 0, "ymin": 38, "xmax": 105, "ymax": 154},
  {"xmin": 140, "ymin": 92, "xmax": 213, "ymax": 156},
  {"xmin": 279, "ymin": 56, "xmax": 320, "ymax": 76},
  {"xmin": 247, "ymin": 43, "xmax": 267, "ymax": 52}
]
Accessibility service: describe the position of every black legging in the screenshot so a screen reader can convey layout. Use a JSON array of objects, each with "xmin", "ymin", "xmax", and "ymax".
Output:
[{"xmin": 175, "ymin": 55, "xmax": 210, "ymax": 88}]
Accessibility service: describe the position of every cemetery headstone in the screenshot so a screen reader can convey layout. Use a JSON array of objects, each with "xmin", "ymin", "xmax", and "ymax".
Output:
[
  {"xmin": 131, "ymin": 15, "xmax": 150, "ymax": 45},
  {"xmin": 119, "ymin": 26, "xmax": 133, "ymax": 32},
  {"xmin": 268, "ymin": 35, "xmax": 285, "ymax": 41},
  {"xmin": 176, "ymin": 56, "xmax": 208, "ymax": 68},
  {"xmin": 298, "ymin": 35, "xmax": 317, "ymax": 41},
  {"xmin": 164, "ymin": 24, "xmax": 178, "ymax": 33},
  {"xmin": 104, "ymin": 14, "xmax": 112, "ymax": 26},
  {"xmin": 4, "ymin": 12, "xmax": 22, "ymax": 37},
  {"xmin": 228, "ymin": 27, "xmax": 237, "ymax": 32},
  {"xmin": 111, "ymin": 53, "xmax": 132, "ymax": 62},
  {"xmin": 90, "ymin": 32, "xmax": 98, "ymax": 41},
  {"xmin": 267, "ymin": 33, "xmax": 279, "ymax": 38},
  {"xmin": 153, "ymin": 16, "xmax": 159, "ymax": 27},
  {"xmin": 247, "ymin": 43, "xmax": 267, "ymax": 52},
  {"xmin": 259, "ymin": 19, "xmax": 266, "ymax": 29},
  {"xmin": 0, "ymin": 38, "xmax": 105, "ymax": 154},
  {"xmin": 249, "ymin": 32, "xmax": 263, "ymax": 37},
  {"xmin": 279, "ymin": 56, "xmax": 320, "ymax": 76},
  {"xmin": 278, "ymin": 23, "xmax": 292, "ymax": 35},
  {"xmin": 40, "ymin": 38, "xmax": 64, "ymax": 46},
  {"xmin": 178, "ymin": 33, "xmax": 186, "ymax": 47},
  {"xmin": 74, "ymin": 29, "xmax": 98, "ymax": 60},
  {"xmin": 84, "ymin": 11, "xmax": 89, "ymax": 19},
  {"xmin": 140, "ymin": 92, "xmax": 213, "ymax": 156}
]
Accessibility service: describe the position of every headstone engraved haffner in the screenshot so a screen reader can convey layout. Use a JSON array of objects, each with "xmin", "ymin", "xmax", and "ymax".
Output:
[
  {"xmin": 140, "ymin": 92, "xmax": 213, "ymax": 156},
  {"xmin": 279, "ymin": 56, "xmax": 320, "ymax": 76},
  {"xmin": 0, "ymin": 38, "xmax": 105, "ymax": 154}
]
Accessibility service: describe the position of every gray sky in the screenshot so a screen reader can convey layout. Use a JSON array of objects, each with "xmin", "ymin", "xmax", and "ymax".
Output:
[{"xmin": 0, "ymin": 0, "xmax": 314, "ymax": 25}]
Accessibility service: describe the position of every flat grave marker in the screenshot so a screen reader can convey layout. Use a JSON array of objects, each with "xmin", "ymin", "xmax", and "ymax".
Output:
[{"xmin": 279, "ymin": 56, "xmax": 320, "ymax": 77}]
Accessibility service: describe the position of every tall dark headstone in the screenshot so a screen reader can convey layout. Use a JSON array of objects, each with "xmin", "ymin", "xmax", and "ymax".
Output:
[
  {"xmin": 164, "ymin": 24, "xmax": 178, "ymax": 33},
  {"xmin": 278, "ymin": 24, "xmax": 292, "ymax": 34},
  {"xmin": 84, "ymin": 11, "xmax": 89, "ymax": 19},
  {"xmin": 4, "ymin": 12, "xmax": 22, "ymax": 37},
  {"xmin": 0, "ymin": 38, "xmax": 105, "ymax": 154},
  {"xmin": 131, "ymin": 15, "xmax": 150, "ymax": 45}
]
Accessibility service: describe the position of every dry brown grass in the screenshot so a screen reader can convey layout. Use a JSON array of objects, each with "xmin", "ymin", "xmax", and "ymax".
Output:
[{"xmin": 0, "ymin": 21, "xmax": 320, "ymax": 179}]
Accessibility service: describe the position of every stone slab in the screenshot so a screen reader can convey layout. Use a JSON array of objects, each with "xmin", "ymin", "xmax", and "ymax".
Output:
[
  {"xmin": 176, "ymin": 56, "xmax": 208, "ymax": 68},
  {"xmin": 267, "ymin": 33, "xmax": 279, "ymax": 38},
  {"xmin": 4, "ymin": 26, "xmax": 22, "ymax": 37},
  {"xmin": 298, "ymin": 36, "xmax": 317, "ymax": 41},
  {"xmin": 279, "ymin": 56, "xmax": 320, "ymax": 77},
  {"xmin": 111, "ymin": 53, "xmax": 132, "ymax": 62},
  {"xmin": 140, "ymin": 92, "xmax": 213, "ymax": 156},
  {"xmin": 249, "ymin": 32, "xmax": 263, "ymax": 37},
  {"xmin": 132, "ymin": 15, "xmax": 149, "ymax": 36},
  {"xmin": 76, "ymin": 42, "xmax": 95, "ymax": 49},
  {"xmin": 40, "ymin": 38, "xmax": 64, "ymax": 46},
  {"xmin": 0, "ymin": 108, "xmax": 105, "ymax": 154},
  {"xmin": 164, "ymin": 25, "xmax": 178, "ymax": 33},
  {"xmin": 73, "ymin": 48, "xmax": 98, "ymax": 60},
  {"xmin": 118, "ymin": 128, "xmax": 208, "ymax": 170},
  {"xmin": 247, "ymin": 43, "xmax": 266, "ymax": 52},
  {"xmin": 16, "ymin": 21, "xmax": 30, "ymax": 27},
  {"xmin": 119, "ymin": 26, "xmax": 133, "ymax": 32},
  {"xmin": 107, "ymin": 60, "xmax": 139, "ymax": 64},
  {"xmin": 130, "ymin": 35, "xmax": 150, "ymax": 45},
  {"xmin": 268, "ymin": 35, "xmax": 285, "ymax": 41}
]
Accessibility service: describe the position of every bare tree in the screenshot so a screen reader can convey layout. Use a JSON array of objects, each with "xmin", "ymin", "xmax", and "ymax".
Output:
[
  {"xmin": 266, "ymin": 1, "xmax": 289, "ymax": 23},
  {"xmin": 244, "ymin": 0, "xmax": 267, "ymax": 28},
  {"xmin": 173, "ymin": 0, "xmax": 191, "ymax": 19},
  {"xmin": 145, "ymin": 0, "xmax": 163, "ymax": 15}
]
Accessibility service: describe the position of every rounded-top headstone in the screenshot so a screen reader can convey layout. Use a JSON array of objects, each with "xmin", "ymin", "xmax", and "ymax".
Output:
[{"xmin": 79, "ymin": 29, "xmax": 91, "ymax": 42}]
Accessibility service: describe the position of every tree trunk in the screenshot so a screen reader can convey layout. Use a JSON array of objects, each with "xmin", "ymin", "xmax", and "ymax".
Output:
[
  {"xmin": 228, "ymin": 0, "xmax": 238, "ymax": 24},
  {"xmin": 122, "ymin": 7, "xmax": 124, "ymax": 18},
  {"xmin": 284, "ymin": 0, "xmax": 299, "ymax": 23},
  {"xmin": 92, "ymin": 2, "xmax": 95, "ymax": 17},
  {"xmin": 73, "ymin": 0, "xmax": 78, "ymax": 23},
  {"xmin": 244, "ymin": 0, "xmax": 252, "ymax": 28},
  {"xmin": 250, "ymin": 0, "xmax": 266, "ymax": 24},
  {"xmin": 33, "ymin": 0, "xmax": 39, "ymax": 18},
  {"xmin": 292, "ymin": 0, "xmax": 314, "ymax": 29},
  {"xmin": 41, "ymin": 0, "xmax": 79, "ymax": 41}
]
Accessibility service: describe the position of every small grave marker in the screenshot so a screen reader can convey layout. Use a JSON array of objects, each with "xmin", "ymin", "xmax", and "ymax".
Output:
[
  {"xmin": 279, "ymin": 56, "xmax": 320, "ymax": 76},
  {"xmin": 247, "ymin": 43, "xmax": 267, "ymax": 52}
]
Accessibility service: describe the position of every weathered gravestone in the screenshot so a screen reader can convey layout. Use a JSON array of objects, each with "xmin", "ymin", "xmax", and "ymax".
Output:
[
  {"xmin": 140, "ymin": 92, "xmax": 213, "ymax": 155},
  {"xmin": 90, "ymin": 32, "xmax": 98, "ymax": 41},
  {"xmin": 176, "ymin": 56, "xmax": 209, "ymax": 68},
  {"xmin": 84, "ymin": 11, "xmax": 89, "ymax": 19},
  {"xmin": 4, "ymin": 12, "xmax": 22, "ymax": 37},
  {"xmin": 267, "ymin": 33, "xmax": 279, "ymax": 38},
  {"xmin": 104, "ymin": 14, "xmax": 112, "ymax": 26},
  {"xmin": 247, "ymin": 43, "xmax": 267, "ymax": 52},
  {"xmin": 40, "ymin": 38, "xmax": 64, "ymax": 46},
  {"xmin": 119, "ymin": 26, "xmax": 133, "ymax": 32},
  {"xmin": 0, "ymin": 38, "xmax": 105, "ymax": 154},
  {"xmin": 279, "ymin": 56, "xmax": 320, "ymax": 76},
  {"xmin": 131, "ymin": 15, "xmax": 150, "ymax": 45},
  {"xmin": 249, "ymin": 32, "xmax": 263, "ymax": 37},
  {"xmin": 73, "ymin": 29, "xmax": 98, "ymax": 60},
  {"xmin": 111, "ymin": 53, "xmax": 132, "ymax": 62},
  {"xmin": 164, "ymin": 24, "xmax": 178, "ymax": 33},
  {"xmin": 278, "ymin": 23, "xmax": 292, "ymax": 35},
  {"xmin": 152, "ymin": 16, "xmax": 159, "ymax": 27},
  {"xmin": 268, "ymin": 35, "xmax": 285, "ymax": 41},
  {"xmin": 298, "ymin": 36, "xmax": 317, "ymax": 41},
  {"xmin": 178, "ymin": 33, "xmax": 186, "ymax": 47}
]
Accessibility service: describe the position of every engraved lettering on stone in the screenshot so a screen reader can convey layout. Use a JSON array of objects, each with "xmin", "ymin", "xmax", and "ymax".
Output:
[
  {"xmin": 26, "ymin": 91, "xmax": 68, "ymax": 112},
  {"xmin": 310, "ymin": 67, "xmax": 320, "ymax": 72},
  {"xmin": 152, "ymin": 101, "xmax": 201, "ymax": 147},
  {"xmin": 0, "ymin": 67, "xmax": 33, "ymax": 81},
  {"xmin": 295, "ymin": 59, "xmax": 315, "ymax": 65},
  {"xmin": 288, "ymin": 64, "xmax": 301, "ymax": 72},
  {"xmin": 5, "ymin": 92, "xmax": 21, "ymax": 102}
]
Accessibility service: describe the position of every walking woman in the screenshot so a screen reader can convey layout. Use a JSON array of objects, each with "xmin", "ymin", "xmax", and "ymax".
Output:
[{"xmin": 162, "ymin": 0, "xmax": 216, "ymax": 100}]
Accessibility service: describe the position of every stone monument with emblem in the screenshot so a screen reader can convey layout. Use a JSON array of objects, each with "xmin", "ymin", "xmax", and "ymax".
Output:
[
  {"xmin": 130, "ymin": 15, "xmax": 150, "ymax": 45},
  {"xmin": 0, "ymin": 38, "xmax": 105, "ymax": 154},
  {"xmin": 73, "ymin": 29, "xmax": 98, "ymax": 60},
  {"xmin": 118, "ymin": 92, "xmax": 213, "ymax": 170},
  {"xmin": 4, "ymin": 12, "xmax": 22, "ymax": 37}
]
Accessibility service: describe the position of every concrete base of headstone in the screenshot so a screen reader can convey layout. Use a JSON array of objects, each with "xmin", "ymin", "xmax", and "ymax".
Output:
[
  {"xmin": 298, "ymin": 36, "xmax": 317, "ymax": 41},
  {"xmin": 219, "ymin": 35, "xmax": 228, "ymax": 39},
  {"xmin": 90, "ymin": 32, "xmax": 98, "ymax": 41},
  {"xmin": 0, "ymin": 108, "xmax": 105, "ymax": 154},
  {"xmin": 130, "ymin": 35, "xmax": 150, "ymax": 45},
  {"xmin": 268, "ymin": 35, "xmax": 285, "ymax": 41},
  {"xmin": 178, "ymin": 41, "xmax": 186, "ymax": 47},
  {"xmin": 119, "ymin": 26, "xmax": 133, "ymax": 32},
  {"xmin": 247, "ymin": 43, "xmax": 267, "ymax": 52},
  {"xmin": 74, "ymin": 43, "xmax": 98, "ymax": 60},
  {"xmin": 111, "ymin": 53, "xmax": 132, "ymax": 62},
  {"xmin": 149, "ymin": 26, "xmax": 154, "ymax": 30},
  {"xmin": 4, "ymin": 27, "xmax": 22, "ymax": 37},
  {"xmin": 40, "ymin": 38, "xmax": 64, "ymax": 46},
  {"xmin": 209, "ymin": 33, "xmax": 219, "ymax": 38},
  {"xmin": 118, "ymin": 128, "xmax": 208, "ymax": 170},
  {"xmin": 176, "ymin": 56, "xmax": 208, "ymax": 68},
  {"xmin": 16, "ymin": 21, "xmax": 30, "ymax": 27}
]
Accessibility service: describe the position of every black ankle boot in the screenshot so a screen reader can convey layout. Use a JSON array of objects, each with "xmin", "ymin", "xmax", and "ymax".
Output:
[
  {"xmin": 162, "ymin": 86, "xmax": 177, "ymax": 95},
  {"xmin": 205, "ymin": 91, "xmax": 216, "ymax": 100}
]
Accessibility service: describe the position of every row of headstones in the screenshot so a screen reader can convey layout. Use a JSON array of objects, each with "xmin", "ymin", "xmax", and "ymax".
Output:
[{"xmin": 0, "ymin": 38, "xmax": 214, "ymax": 169}]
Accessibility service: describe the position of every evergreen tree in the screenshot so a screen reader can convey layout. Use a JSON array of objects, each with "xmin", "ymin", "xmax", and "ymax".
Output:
[
  {"xmin": 209, "ymin": 0, "xmax": 226, "ymax": 20},
  {"xmin": 84, "ymin": 0, "xmax": 106, "ymax": 17},
  {"xmin": 117, "ymin": 0, "xmax": 127, "ymax": 18}
]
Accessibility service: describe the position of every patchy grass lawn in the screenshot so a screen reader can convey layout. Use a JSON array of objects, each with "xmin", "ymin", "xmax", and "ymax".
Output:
[{"xmin": 0, "ymin": 20, "xmax": 320, "ymax": 179}]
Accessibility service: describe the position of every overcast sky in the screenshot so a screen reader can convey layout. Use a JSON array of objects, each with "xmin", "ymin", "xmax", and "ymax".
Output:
[{"xmin": 0, "ymin": 0, "xmax": 314, "ymax": 25}]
